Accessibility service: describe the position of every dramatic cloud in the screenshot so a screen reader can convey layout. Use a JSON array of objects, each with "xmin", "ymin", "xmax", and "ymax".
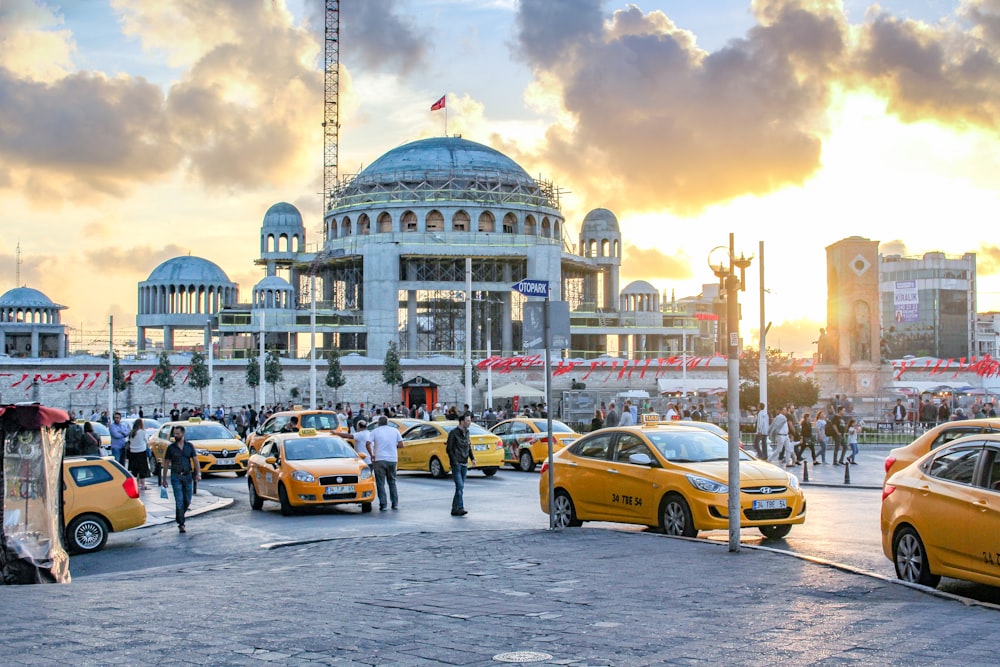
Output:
[
  {"xmin": 620, "ymin": 244, "xmax": 693, "ymax": 283},
  {"xmin": 513, "ymin": 0, "xmax": 847, "ymax": 215},
  {"xmin": 853, "ymin": 0, "xmax": 1000, "ymax": 133},
  {"xmin": 977, "ymin": 243, "xmax": 1000, "ymax": 275},
  {"xmin": 880, "ymin": 240, "xmax": 909, "ymax": 256},
  {"xmin": 342, "ymin": 0, "xmax": 427, "ymax": 74},
  {"xmin": 0, "ymin": 0, "xmax": 75, "ymax": 81},
  {"xmin": 83, "ymin": 244, "xmax": 190, "ymax": 275}
]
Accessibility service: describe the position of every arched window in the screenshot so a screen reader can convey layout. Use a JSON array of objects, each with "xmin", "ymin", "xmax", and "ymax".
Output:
[
  {"xmin": 341, "ymin": 217, "xmax": 351, "ymax": 237},
  {"xmin": 278, "ymin": 234, "xmax": 289, "ymax": 253},
  {"xmin": 503, "ymin": 212, "xmax": 518, "ymax": 234},
  {"xmin": 359, "ymin": 214, "xmax": 370, "ymax": 235},
  {"xmin": 613, "ymin": 239, "xmax": 620, "ymax": 258},
  {"xmin": 524, "ymin": 215, "xmax": 537, "ymax": 235},
  {"xmin": 588, "ymin": 239, "xmax": 597, "ymax": 257},
  {"xmin": 402, "ymin": 210, "xmax": 418, "ymax": 232},
  {"xmin": 478, "ymin": 211, "xmax": 495, "ymax": 232},
  {"xmin": 268, "ymin": 233, "xmax": 276, "ymax": 252},
  {"xmin": 601, "ymin": 239, "xmax": 610, "ymax": 257},
  {"xmin": 426, "ymin": 210, "xmax": 444, "ymax": 232},
  {"xmin": 377, "ymin": 212, "xmax": 393, "ymax": 233},
  {"xmin": 541, "ymin": 217, "xmax": 551, "ymax": 238},
  {"xmin": 554, "ymin": 220, "xmax": 561, "ymax": 239},
  {"xmin": 452, "ymin": 210, "xmax": 470, "ymax": 232}
]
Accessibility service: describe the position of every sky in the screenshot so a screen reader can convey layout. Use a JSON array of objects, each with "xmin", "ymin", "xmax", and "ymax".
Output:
[{"xmin": 3, "ymin": 0, "xmax": 1000, "ymax": 357}]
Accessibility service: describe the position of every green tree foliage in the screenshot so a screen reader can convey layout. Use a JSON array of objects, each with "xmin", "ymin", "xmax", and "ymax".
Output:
[
  {"xmin": 265, "ymin": 351, "xmax": 283, "ymax": 403},
  {"xmin": 382, "ymin": 341, "xmax": 403, "ymax": 396},
  {"xmin": 188, "ymin": 350, "xmax": 211, "ymax": 406},
  {"xmin": 112, "ymin": 352, "xmax": 129, "ymax": 394},
  {"xmin": 152, "ymin": 351, "xmax": 175, "ymax": 412},
  {"xmin": 736, "ymin": 347, "xmax": 819, "ymax": 410},
  {"xmin": 325, "ymin": 348, "xmax": 346, "ymax": 399},
  {"xmin": 246, "ymin": 356, "xmax": 260, "ymax": 389}
]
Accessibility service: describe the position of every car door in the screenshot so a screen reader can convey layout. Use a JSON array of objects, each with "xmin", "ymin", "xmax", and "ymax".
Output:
[
  {"xmin": 509, "ymin": 421, "xmax": 533, "ymax": 461},
  {"xmin": 400, "ymin": 425, "xmax": 438, "ymax": 469},
  {"xmin": 607, "ymin": 433, "xmax": 659, "ymax": 524},
  {"xmin": 490, "ymin": 421, "xmax": 514, "ymax": 462},
  {"xmin": 254, "ymin": 441, "xmax": 281, "ymax": 499},
  {"xmin": 919, "ymin": 445, "xmax": 982, "ymax": 573},
  {"xmin": 968, "ymin": 445, "xmax": 1000, "ymax": 584},
  {"xmin": 565, "ymin": 432, "xmax": 615, "ymax": 519}
]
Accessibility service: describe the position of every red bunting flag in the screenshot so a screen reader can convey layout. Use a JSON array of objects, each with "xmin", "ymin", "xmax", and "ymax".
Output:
[{"xmin": 430, "ymin": 95, "xmax": 446, "ymax": 111}]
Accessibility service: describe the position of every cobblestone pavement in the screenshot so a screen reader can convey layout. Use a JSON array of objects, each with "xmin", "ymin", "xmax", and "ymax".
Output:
[{"xmin": 5, "ymin": 528, "xmax": 1000, "ymax": 666}]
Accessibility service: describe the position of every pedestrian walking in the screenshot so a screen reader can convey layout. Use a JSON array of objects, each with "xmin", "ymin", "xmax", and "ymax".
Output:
[
  {"xmin": 604, "ymin": 402, "xmax": 620, "ymax": 429},
  {"xmin": 618, "ymin": 401, "xmax": 635, "ymax": 427},
  {"xmin": 814, "ymin": 410, "xmax": 828, "ymax": 464},
  {"xmin": 370, "ymin": 416, "xmax": 403, "ymax": 511},
  {"xmin": 794, "ymin": 413, "xmax": 817, "ymax": 464},
  {"xmin": 846, "ymin": 419, "xmax": 860, "ymax": 464},
  {"xmin": 445, "ymin": 412, "xmax": 476, "ymax": 516},
  {"xmin": 109, "ymin": 411, "xmax": 129, "ymax": 466},
  {"xmin": 160, "ymin": 425, "xmax": 200, "ymax": 533},
  {"xmin": 828, "ymin": 407, "xmax": 847, "ymax": 465},
  {"xmin": 753, "ymin": 403, "xmax": 769, "ymax": 459},
  {"xmin": 127, "ymin": 418, "xmax": 151, "ymax": 490},
  {"xmin": 352, "ymin": 420, "xmax": 373, "ymax": 464},
  {"xmin": 766, "ymin": 407, "xmax": 793, "ymax": 467}
]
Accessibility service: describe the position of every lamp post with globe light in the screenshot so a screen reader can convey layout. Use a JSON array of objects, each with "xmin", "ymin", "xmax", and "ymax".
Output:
[{"xmin": 708, "ymin": 234, "xmax": 753, "ymax": 553}]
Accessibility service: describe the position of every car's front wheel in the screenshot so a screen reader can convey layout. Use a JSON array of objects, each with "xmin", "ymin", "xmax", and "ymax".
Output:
[
  {"xmin": 278, "ymin": 483, "xmax": 294, "ymax": 516},
  {"xmin": 429, "ymin": 456, "xmax": 447, "ymax": 479},
  {"xmin": 481, "ymin": 467, "xmax": 498, "ymax": 477},
  {"xmin": 66, "ymin": 514, "xmax": 109, "ymax": 554},
  {"xmin": 519, "ymin": 450, "xmax": 535, "ymax": 472},
  {"xmin": 759, "ymin": 524, "xmax": 792, "ymax": 540},
  {"xmin": 361, "ymin": 502, "xmax": 373, "ymax": 513},
  {"xmin": 248, "ymin": 479, "xmax": 264, "ymax": 510},
  {"xmin": 552, "ymin": 490, "xmax": 582, "ymax": 528},
  {"xmin": 893, "ymin": 525, "xmax": 941, "ymax": 588},
  {"xmin": 660, "ymin": 494, "xmax": 697, "ymax": 537}
]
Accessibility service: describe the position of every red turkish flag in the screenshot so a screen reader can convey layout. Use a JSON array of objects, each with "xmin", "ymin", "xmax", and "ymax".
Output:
[{"xmin": 430, "ymin": 95, "xmax": 446, "ymax": 111}]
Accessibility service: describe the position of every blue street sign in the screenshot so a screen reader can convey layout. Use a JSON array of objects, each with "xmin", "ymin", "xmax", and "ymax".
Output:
[{"xmin": 512, "ymin": 279, "xmax": 549, "ymax": 297}]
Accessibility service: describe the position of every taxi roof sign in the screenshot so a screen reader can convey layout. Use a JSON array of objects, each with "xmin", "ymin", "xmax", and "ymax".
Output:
[{"xmin": 298, "ymin": 428, "xmax": 318, "ymax": 436}]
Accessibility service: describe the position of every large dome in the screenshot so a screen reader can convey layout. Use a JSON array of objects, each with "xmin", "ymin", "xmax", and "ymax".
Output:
[
  {"xmin": 344, "ymin": 137, "xmax": 536, "ymax": 192},
  {"xmin": 146, "ymin": 256, "xmax": 232, "ymax": 284},
  {"xmin": 0, "ymin": 286, "xmax": 64, "ymax": 309},
  {"xmin": 262, "ymin": 202, "xmax": 304, "ymax": 229}
]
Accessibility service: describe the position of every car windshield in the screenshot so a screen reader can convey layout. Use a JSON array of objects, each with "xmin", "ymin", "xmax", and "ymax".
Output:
[
  {"xmin": 143, "ymin": 419, "xmax": 161, "ymax": 429},
  {"xmin": 529, "ymin": 420, "xmax": 573, "ymax": 433},
  {"xmin": 183, "ymin": 424, "xmax": 237, "ymax": 441},
  {"xmin": 645, "ymin": 430, "xmax": 752, "ymax": 462},
  {"xmin": 297, "ymin": 413, "xmax": 345, "ymax": 430},
  {"xmin": 283, "ymin": 437, "xmax": 356, "ymax": 461},
  {"xmin": 91, "ymin": 422, "xmax": 109, "ymax": 437},
  {"xmin": 441, "ymin": 424, "xmax": 492, "ymax": 436}
]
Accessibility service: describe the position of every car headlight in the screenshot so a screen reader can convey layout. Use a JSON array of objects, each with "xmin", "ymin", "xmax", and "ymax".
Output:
[
  {"xmin": 195, "ymin": 448, "xmax": 211, "ymax": 456},
  {"xmin": 787, "ymin": 473, "xmax": 800, "ymax": 489},
  {"xmin": 292, "ymin": 470, "xmax": 315, "ymax": 483},
  {"xmin": 360, "ymin": 467, "xmax": 373, "ymax": 480},
  {"xmin": 686, "ymin": 474, "xmax": 728, "ymax": 494},
  {"xmin": 237, "ymin": 446, "xmax": 248, "ymax": 455}
]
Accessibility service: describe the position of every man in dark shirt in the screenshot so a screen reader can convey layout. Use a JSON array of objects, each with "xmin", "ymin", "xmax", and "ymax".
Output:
[
  {"xmin": 160, "ymin": 426, "xmax": 200, "ymax": 533},
  {"xmin": 445, "ymin": 413, "xmax": 476, "ymax": 516}
]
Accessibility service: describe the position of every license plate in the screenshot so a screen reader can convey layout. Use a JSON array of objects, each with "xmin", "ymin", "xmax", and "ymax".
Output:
[
  {"xmin": 215, "ymin": 458, "xmax": 234, "ymax": 465},
  {"xmin": 326, "ymin": 485, "xmax": 355, "ymax": 494},
  {"xmin": 474, "ymin": 444, "xmax": 488, "ymax": 451},
  {"xmin": 753, "ymin": 499, "xmax": 787, "ymax": 510}
]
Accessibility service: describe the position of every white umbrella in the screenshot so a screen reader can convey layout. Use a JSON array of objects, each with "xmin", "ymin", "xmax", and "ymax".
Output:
[{"xmin": 491, "ymin": 382, "xmax": 545, "ymax": 398}]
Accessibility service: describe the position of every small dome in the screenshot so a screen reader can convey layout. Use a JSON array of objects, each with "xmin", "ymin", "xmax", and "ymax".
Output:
[
  {"xmin": 621, "ymin": 280, "xmax": 657, "ymax": 295},
  {"xmin": 0, "ymin": 286, "xmax": 64, "ymax": 309},
  {"xmin": 254, "ymin": 275, "xmax": 292, "ymax": 291},
  {"xmin": 146, "ymin": 256, "xmax": 232, "ymax": 284},
  {"xmin": 581, "ymin": 208, "xmax": 620, "ymax": 234},
  {"xmin": 262, "ymin": 202, "xmax": 304, "ymax": 229}
]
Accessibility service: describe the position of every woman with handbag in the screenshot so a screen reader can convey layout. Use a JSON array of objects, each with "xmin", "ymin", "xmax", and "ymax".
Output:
[{"xmin": 127, "ymin": 418, "xmax": 152, "ymax": 490}]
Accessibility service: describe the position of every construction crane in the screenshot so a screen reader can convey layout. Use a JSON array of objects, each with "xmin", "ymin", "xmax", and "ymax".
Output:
[{"xmin": 323, "ymin": 0, "xmax": 340, "ymax": 222}]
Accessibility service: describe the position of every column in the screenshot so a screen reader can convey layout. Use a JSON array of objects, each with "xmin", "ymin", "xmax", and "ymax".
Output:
[
  {"xmin": 30, "ymin": 330, "xmax": 39, "ymax": 358},
  {"xmin": 407, "ymin": 262, "xmax": 418, "ymax": 355},
  {"xmin": 164, "ymin": 326, "xmax": 174, "ymax": 351},
  {"xmin": 137, "ymin": 326, "xmax": 146, "ymax": 353},
  {"xmin": 58, "ymin": 331, "xmax": 66, "ymax": 358},
  {"xmin": 502, "ymin": 263, "xmax": 513, "ymax": 355}
]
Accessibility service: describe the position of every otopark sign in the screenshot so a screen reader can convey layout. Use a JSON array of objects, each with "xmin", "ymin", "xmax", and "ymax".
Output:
[{"xmin": 511, "ymin": 279, "xmax": 549, "ymax": 298}]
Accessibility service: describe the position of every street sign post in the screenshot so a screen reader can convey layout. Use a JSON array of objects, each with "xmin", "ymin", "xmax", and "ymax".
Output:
[{"xmin": 513, "ymin": 279, "xmax": 555, "ymax": 530}]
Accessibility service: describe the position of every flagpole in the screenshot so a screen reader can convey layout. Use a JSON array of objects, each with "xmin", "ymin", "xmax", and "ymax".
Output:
[{"xmin": 445, "ymin": 105, "xmax": 448, "ymax": 136}]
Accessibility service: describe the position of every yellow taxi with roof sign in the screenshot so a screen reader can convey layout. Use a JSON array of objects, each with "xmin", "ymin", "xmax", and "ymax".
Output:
[
  {"xmin": 246, "ymin": 409, "xmax": 349, "ymax": 454},
  {"xmin": 539, "ymin": 424, "xmax": 806, "ymax": 538},
  {"xmin": 246, "ymin": 428, "xmax": 376, "ymax": 515},
  {"xmin": 149, "ymin": 418, "xmax": 249, "ymax": 477},
  {"xmin": 489, "ymin": 418, "xmax": 580, "ymax": 472},
  {"xmin": 398, "ymin": 421, "xmax": 504, "ymax": 478}
]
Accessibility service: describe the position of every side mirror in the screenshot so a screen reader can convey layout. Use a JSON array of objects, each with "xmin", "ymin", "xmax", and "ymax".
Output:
[
  {"xmin": 628, "ymin": 453, "xmax": 652, "ymax": 466},
  {"xmin": 265, "ymin": 456, "xmax": 277, "ymax": 465}
]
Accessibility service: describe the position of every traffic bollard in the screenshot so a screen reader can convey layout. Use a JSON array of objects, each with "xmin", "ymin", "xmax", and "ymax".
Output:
[
  {"xmin": 843, "ymin": 460, "xmax": 851, "ymax": 485},
  {"xmin": 802, "ymin": 459, "xmax": 809, "ymax": 482}
]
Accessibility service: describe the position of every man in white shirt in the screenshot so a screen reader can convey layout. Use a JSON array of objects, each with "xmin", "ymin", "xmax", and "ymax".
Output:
[
  {"xmin": 766, "ymin": 407, "xmax": 793, "ymax": 467},
  {"xmin": 352, "ymin": 420, "xmax": 372, "ymax": 464},
  {"xmin": 370, "ymin": 416, "xmax": 403, "ymax": 511}
]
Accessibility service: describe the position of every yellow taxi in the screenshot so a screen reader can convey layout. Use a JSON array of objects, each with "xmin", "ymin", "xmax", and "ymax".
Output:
[
  {"xmin": 398, "ymin": 421, "xmax": 504, "ymax": 478},
  {"xmin": 539, "ymin": 425, "xmax": 806, "ymax": 538},
  {"xmin": 883, "ymin": 418, "xmax": 1000, "ymax": 482},
  {"xmin": 63, "ymin": 456, "xmax": 146, "ymax": 554},
  {"xmin": 490, "ymin": 418, "xmax": 580, "ymax": 472},
  {"xmin": 149, "ymin": 418, "xmax": 249, "ymax": 477},
  {"xmin": 882, "ymin": 434, "xmax": 1000, "ymax": 588},
  {"xmin": 389, "ymin": 417, "xmax": 424, "ymax": 433},
  {"xmin": 246, "ymin": 429, "xmax": 376, "ymax": 515},
  {"xmin": 246, "ymin": 409, "xmax": 349, "ymax": 454}
]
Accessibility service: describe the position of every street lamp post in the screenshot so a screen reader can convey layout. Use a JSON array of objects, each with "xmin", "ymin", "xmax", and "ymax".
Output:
[{"xmin": 709, "ymin": 234, "xmax": 753, "ymax": 553}]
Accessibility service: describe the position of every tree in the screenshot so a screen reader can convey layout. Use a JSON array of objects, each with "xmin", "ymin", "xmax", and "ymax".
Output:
[
  {"xmin": 246, "ymin": 356, "xmax": 260, "ymax": 396},
  {"xmin": 265, "ymin": 351, "xmax": 283, "ymax": 403},
  {"xmin": 188, "ymin": 350, "xmax": 211, "ymax": 407},
  {"xmin": 111, "ymin": 352, "xmax": 128, "ymax": 411},
  {"xmin": 325, "ymin": 348, "xmax": 346, "ymax": 401},
  {"xmin": 735, "ymin": 347, "xmax": 820, "ymax": 411},
  {"xmin": 152, "ymin": 351, "xmax": 175, "ymax": 413},
  {"xmin": 382, "ymin": 340, "xmax": 403, "ymax": 399}
]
